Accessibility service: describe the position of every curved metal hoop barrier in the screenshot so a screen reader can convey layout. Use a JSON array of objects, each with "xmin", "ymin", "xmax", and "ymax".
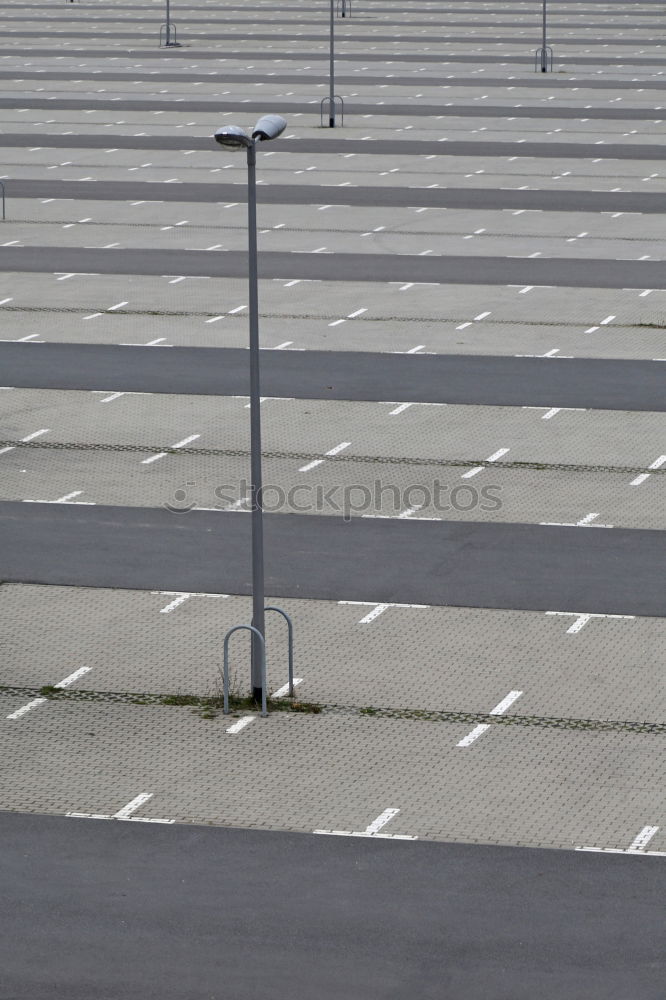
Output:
[
  {"xmin": 160, "ymin": 22, "xmax": 180, "ymax": 47},
  {"xmin": 321, "ymin": 96, "xmax": 344, "ymax": 127},
  {"xmin": 223, "ymin": 625, "xmax": 267, "ymax": 717},
  {"xmin": 222, "ymin": 606, "xmax": 294, "ymax": 716},
  {"xmin": 265, "ymin": 606, "xmax": 295, "ymax": 697},
  {"xmin": 535, "ymin": 46, "xmax": 554, "ymax": 72}
]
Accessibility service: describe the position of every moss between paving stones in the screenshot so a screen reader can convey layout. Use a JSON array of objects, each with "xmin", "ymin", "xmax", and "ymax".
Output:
[{"xmin": 0, "ymin": 684, "xmax": 659, "ymax": 734}]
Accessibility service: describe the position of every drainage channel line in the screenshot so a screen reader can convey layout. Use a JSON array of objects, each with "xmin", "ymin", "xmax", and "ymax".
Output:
[{"xmin": 1, "ymin": 684, "xmax": 662, "ymax": 736}]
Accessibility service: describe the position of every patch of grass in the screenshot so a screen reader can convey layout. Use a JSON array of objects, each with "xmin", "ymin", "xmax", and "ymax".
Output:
[
  {"xmin": 161, "ymin": 694, "xmax": 201, "ymax": 707},
  {"xmin": 39, "ymin": 685, "xmax": 60, "ymax": 698}
]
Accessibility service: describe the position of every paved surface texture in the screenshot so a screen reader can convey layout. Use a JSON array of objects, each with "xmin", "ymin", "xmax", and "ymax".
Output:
[
  {"xmin": 1, "ymin": 501, "xmax": 665, "ymax": 616},
  {"xmin": 2, "ymin": 342, "xmax": 665, "ymax": 409},
  {"xmin": 0, "ymin": 0, "xmax": 664, "ymax": 988},
  {"xmin": 6, "ymin": 179, "xmax": 666, "ymax": 214},
  {"xmin": 2, "ymin": 812, "xmax": 663, "ymax": 1000}
]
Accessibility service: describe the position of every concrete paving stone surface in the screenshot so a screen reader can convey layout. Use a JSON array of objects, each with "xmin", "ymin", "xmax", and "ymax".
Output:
[
  {"xmin": 0, "ymin": 583, "xmax": 664, "ymax": 722},
  {"xmin": 0, "ymin": 694, "xmax": 663, "ymax": 853},
  {"xmin": 1, "ymin": 446, "xmax": 664, "ymax": 530},
  {"xmin": 0, "ymin": 2, "xmax": 664, "ymax": 967}
]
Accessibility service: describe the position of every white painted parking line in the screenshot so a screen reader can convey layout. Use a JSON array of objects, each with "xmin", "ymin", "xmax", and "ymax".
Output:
[
  {"xmin": 299, "ymin": 441, "xmax": 350, "ymax": 473},
  {"xmin": 630, "ymin": 455, "xmax": 666, "ymax": 487},
  {"xmin": 457, "ymin": 690, "xmax": 522, "ymax": 747},
  {"xmin": 339, "ymin": 601, "xmax": 427, "ymax": 623},
  {"xmin": 67, "ymin": 791, "xmax": 174, "ymax": 824},
  {"xmin": 541, "ymin": 513, "xmax": 613, "ymax": 529},
  {"xmin": 226, "ymin": 716, "xmax": 255, "ymax": 734},
  {"xmin": 6, "ymin": 698, "xmax": 47, "ymax": 720},
  {"xmin": 358, "ymin": 603, "xmax": 391, "ymax": 623},
  {"xmin": 314, "ymin": 807, "xmax": 416, "ymax": 840},
  {"xmin": 160, "ymin": 594, "xmax": 192, "ymax": 613},
  {"xmin": 576, "ymin": 825, "xmax": 663, "ymax": 856},
  {"xmin": 629, "ymin": 825, "xmax": 660, "ymax": 851},
  {"xmin": 53, "ymin": 491, "xmax": 84, "ymax": 504},
  {"xmin": 142, "ymin": 434, "xmax": 200, "ymax": 465},
  {"xmin": 7, "ymin": 666, "xmax": 91, "ymax": 720},
  {"xmin": 272, "ymin": 679, "xmax": 303, "ymax": 699},
  {"xmin": 153, "ymin": 591, "xmax": 228, "ymax": 613},
  {"xmin": 462, "ymin": 447, "xmax": 509, "ymax": 479},
  {"xmin": 21, "ymin": 429, "xmax": 50, "ymax": 442},
  {"xmin": 545, "ymin": 611, "xmax": 635, "ymax": 634},
  {"xmin": 457, "ymin": 723, "xmax": 490, "ymax": 747}
]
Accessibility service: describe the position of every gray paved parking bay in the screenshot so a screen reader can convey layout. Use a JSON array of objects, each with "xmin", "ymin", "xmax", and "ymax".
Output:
[{"xmin": 0, "ymin": 0, "xmax": 664, "ymax": 995}]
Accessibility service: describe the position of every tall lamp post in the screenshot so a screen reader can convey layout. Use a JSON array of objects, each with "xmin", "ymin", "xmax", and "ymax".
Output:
[
  {"xmin": 535, "ymin": 0, "xmax": 553, "ymax": 72},
  {"xmin": 214, "ymin": 114, "xmax": 287, "ymax": 703},
  {"xmin": 160, "ymin": 0, "xmax": 180, "ymax": 47},
  {"xmin": 320, "ymin": 0, "xmax": 344, "ymax": 126}
]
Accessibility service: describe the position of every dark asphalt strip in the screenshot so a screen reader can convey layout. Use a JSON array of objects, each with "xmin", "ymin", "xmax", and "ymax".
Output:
[
  {"xmin": 1, "ymin": 813, "xmax": 663, "ymax": 1000},
  {"xmin": 6, "ymin": 178, "xmax": 663, "ymax": 214},
  {"xmin": 2, "ymin": 133, "xmax": 664, "ymax": 160},
  {"xmin": 5, "ymin": 28, "xmax": 663, "ymax": 46},
  {"xmin": 1, "ymin": 246, "xmax": 664, "ymax": 290},
  {"xmin": 1, "ymin": 343, "xmax": 665, "ymax": 412},
  {"xmin": 0, "ymin": 502, "xmax": 664, "ymax": 616},
  {"xmin": 0, "ymin": 47, "xmax": 659, "ymax": 64},
  {"xmin": 0, "ymin": 96, "xmax": 663, "ymax": 119},
  {"xmin": 1, "ymin": 71, "xmax": 665, "ymax": 90}
]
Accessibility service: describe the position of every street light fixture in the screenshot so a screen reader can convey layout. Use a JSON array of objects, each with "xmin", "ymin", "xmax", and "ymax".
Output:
[{"xmin": 214, "ymin": 113, "xmax": 287, "ymax": 703}]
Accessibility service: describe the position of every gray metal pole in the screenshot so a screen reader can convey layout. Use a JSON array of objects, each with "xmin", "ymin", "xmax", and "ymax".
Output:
[
  {"xmin": 329, "ymin": 0, "xmax": 336, "ymax": 127},
  {"xmin": 542, "ymin": 0, "xmax": 547, "ymax": 71},
  {"xmin": 246, "ymin": 140, "xmax": 266, "ymax": 703}
]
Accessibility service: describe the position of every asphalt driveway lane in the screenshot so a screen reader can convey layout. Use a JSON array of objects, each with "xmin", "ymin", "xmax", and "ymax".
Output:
[
  {"xmin": 0, "ymin": 501, "xmax": 664, "ymax": 616},
  {"xmin": 0, "ymin": 811, "xmax": 663, "ymax": 1000},
  {"xmin": 1, "ymin": 343, "xmax": 665, "ymax": 411}
]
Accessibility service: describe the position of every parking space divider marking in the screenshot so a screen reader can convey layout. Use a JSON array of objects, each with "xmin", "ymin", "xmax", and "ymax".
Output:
[
  {"xmin": 67, "ymin": 791, "xmax": 174, "ymax": 824},
  {"xmin": 457, "ymin": 690, "xmax": 523, "ymax": 747},
  {"xmin": 7, "ymin": 666, "xmax": 91, "ymax": 719},
  {"xmin": 314, "ymin": 807, "xmax": 417, "ymax": 840}
]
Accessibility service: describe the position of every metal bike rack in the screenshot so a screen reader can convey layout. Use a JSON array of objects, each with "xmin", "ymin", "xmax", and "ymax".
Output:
[
  {"xmin": 534, "ymin": 46, "xmax": 553, "ymax": 72},
  {"xmin": 265, "ymin": 606, "xmax": 294, "ymax": 697},
  {"xmin": 337, "ymin": 0, "xmax": 351, "ymax": 16},
  {"xmin": 0, "ymin": 181, "xmax": 5, "ymax": 221},
  {"xmin": 160, "ymin": 21, "xmax": 180, "ymax": 47},
  {"xmin": 321, "ymin": 95, "xmax": 344, "ymax": 128},
  {"xmin": 223, "ymin": 624, "xmax": 267, "ymax": 717}
]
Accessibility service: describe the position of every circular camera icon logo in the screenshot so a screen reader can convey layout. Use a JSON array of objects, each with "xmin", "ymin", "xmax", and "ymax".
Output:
[{"xmin": 164, "ymin": 483, "xmax": 197, "ymax": 514}]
